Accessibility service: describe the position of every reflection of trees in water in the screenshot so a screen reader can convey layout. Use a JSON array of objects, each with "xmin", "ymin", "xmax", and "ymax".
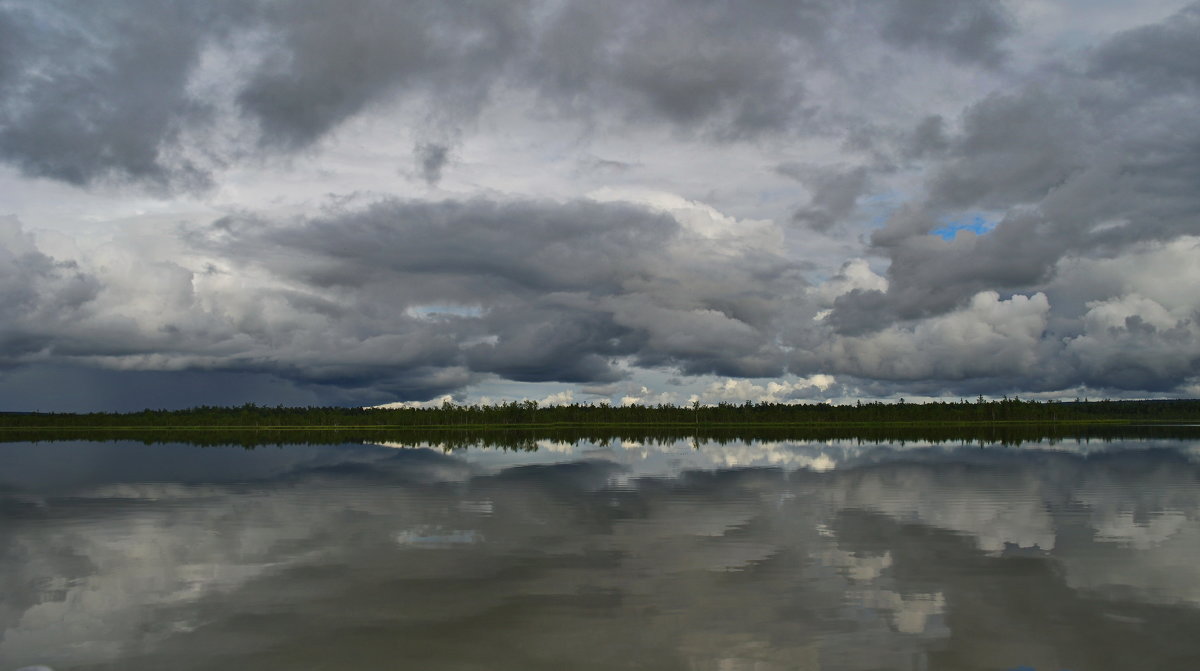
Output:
[{"xmin": 2, "ymin": 422, "xmax": 1199, "ymax": 449}]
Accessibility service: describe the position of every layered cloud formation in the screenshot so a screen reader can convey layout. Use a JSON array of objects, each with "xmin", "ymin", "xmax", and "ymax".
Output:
[{"xmin": 0, "ymin": 0, "xmax": 1198, "ymax": 408}]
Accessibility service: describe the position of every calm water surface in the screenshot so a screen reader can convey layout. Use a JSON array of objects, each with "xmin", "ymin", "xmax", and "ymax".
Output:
[{"xmin": 3, "ymin": 436, "xmax": 1200, "ymax": 670}]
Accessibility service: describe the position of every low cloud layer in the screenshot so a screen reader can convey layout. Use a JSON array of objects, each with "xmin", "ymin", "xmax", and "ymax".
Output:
[
  {"xmin": 2, "ymin": 203, "xmax": 1196, "ymax": 408},
  {"xmin": 0, "ymin": 197, "xmax": 802, "ymax": 405}
]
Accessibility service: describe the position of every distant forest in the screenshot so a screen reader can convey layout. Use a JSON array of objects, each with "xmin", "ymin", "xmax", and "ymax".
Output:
[{"xmin": 2, "ymin": 397, "xmax": 1197, "ymax": 429}]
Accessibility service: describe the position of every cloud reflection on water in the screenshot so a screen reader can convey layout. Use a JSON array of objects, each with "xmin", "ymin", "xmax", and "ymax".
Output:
[{"xmin": 2, "ymin": 438, "xmax": 1200, "ymax": 670}]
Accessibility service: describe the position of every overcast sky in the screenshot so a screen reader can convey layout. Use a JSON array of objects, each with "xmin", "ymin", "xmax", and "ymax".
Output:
[{"xmin": 1, "ymin": 0, "xmax": 1198, "ymax": 410}]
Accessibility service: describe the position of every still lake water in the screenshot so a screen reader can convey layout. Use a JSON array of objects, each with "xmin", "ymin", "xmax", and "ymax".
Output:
[{"xmin": 3, "ymin": 435, "xmax": 1200, "ymax": 670}]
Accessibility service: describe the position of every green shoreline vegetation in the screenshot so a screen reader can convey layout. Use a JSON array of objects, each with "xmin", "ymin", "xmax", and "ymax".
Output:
[
  {"xmin": 1, "ymin": 398, "xmax": 1198, "ymax": 449},
  {"xmin": 3, "ymin": 396, "xmax": 1198, "ymax": 428}
]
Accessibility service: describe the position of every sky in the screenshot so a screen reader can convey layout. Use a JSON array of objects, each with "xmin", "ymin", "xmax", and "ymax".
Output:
[{"xmin": 0, "ymin": 0, "xmax": 1198, "ymax": 411}]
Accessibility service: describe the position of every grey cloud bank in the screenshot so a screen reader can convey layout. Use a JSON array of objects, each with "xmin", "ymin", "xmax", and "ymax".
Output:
[{"xmin": 0, "ymin": 0, "xmax": 1197, "ymax": 409}]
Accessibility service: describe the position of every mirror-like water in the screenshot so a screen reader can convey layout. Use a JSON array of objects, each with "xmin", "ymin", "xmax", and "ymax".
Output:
[{"xmin": 3, "ymin": 436, "xmax": 1200, "ymax": 670}]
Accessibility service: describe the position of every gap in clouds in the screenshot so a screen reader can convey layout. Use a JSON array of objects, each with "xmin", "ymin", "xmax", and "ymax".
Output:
[{"xmin": 931, "ymin": 213, "xmax": 998, "ymax": 240}]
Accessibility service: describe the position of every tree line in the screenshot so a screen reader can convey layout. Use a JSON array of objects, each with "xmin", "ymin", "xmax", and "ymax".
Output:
[{"xmin": 1, "ymin": 396, "xmax": 1197, "ymax": 430}]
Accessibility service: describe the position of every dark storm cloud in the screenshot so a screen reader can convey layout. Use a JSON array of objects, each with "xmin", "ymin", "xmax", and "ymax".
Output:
[
  {"xmin": 0, "ymin": 1, "xmax": 225, "ymax": 189},
  {"xmin": 879, "ymin": 0, "xmax": 1014, "ymax": 66},
  {"xmin": 236, "ymin": 0, "xmax": 530, "ymax": 150},
  {"xmin": 462, "ymin": 307, "xmax": 628, "ymax": 384},
  {"xmin": 0, "ymin": 0, "xmax": 1017, "ymax": 189},
  {"xmin": 904, "ymin": 115, "xmax": 950, "ymax": 159},
  {"xmin": 0, "ymin": 189, "xmax": 1180, "ymax": 404},
  {"xmin": 0, "ymin": 365, "xmax": 353, "ymax": 412},
  {"xmin": 1089, "ymin": 3, "xmax": 1200, "ymax": 88},
  {"xmin": 827, "ymin": 289, "xmax": 894, "ymax": 336},
  {"xmin": 217, "ymin": 197, "xmax": 799, "ymax": 385},
  {"xmin": 0, "ymin": 198, "xmax": 802, "ymax": 409},
  {"xmin": 528, "ymin": 0, "xmax": 827, "ymax": 138},
  {"xmin": 873, "ymin": 209, "xmax": 1064, "ymax": 320},
  {"xmin": 0, "ymin": 2, "xmax": 609, "ymax": 185},
  {"xmin": 0, "ymin": 0, "xmax": 527, "ymax": 188},
  {"xmin": 0, "ymin": 7, "xmax": 27, "ymax": 82},
  {"xmin": 0, "ymin": 217, "xmax": 100, "ymax": 361},
  {"xmin": 249, "ymin": 199, "xmax": 681, "ymax": 294},
  {"xmin": 413, "ymin": 142, "xmax": 449, "ymax": 186},
  {"xmin": 779, "ymin": 164, "xmax": 870, "ymax": 231},
  {"xmin": 576, "ymin": 156, "xmax": 638, "ymax": 176},
  {"xmin": 927, "ymin": 88, "xmax": 1090, "ymax": 212}
]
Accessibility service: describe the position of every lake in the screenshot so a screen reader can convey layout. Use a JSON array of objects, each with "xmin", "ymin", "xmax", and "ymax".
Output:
[{"xmin": 3, "ymin": 434, "xmax": 1200, "ymax": 670}]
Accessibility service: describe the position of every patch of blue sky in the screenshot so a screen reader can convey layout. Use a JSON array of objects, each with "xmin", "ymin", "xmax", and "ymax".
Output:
[
  {"xmin": 861, "ymin": 191, "xmax": 902, "ymax": 229},
  {"xmin": 932, "ymin": 213, "xmax": 997, "ymax": 240}
]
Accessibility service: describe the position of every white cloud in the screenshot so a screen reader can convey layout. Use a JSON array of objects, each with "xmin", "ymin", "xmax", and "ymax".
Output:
[
  {"xmin": 691, "ymin": 375, "xmax": 837, "ymax": 405},
  {"xmin": 620, "ymin": 386, "xmax": 677, "ymax": 406},
  {"xmin": 539, "ymin": 389, "xmax": 575, "ymax": 406},
  {"xmin": 818, "ymin": 291, "xmax": 1050, "ymax": 381},
  {"xmin": 810, "ymin": 258, "xmax": 889, "ymax": 307}
]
